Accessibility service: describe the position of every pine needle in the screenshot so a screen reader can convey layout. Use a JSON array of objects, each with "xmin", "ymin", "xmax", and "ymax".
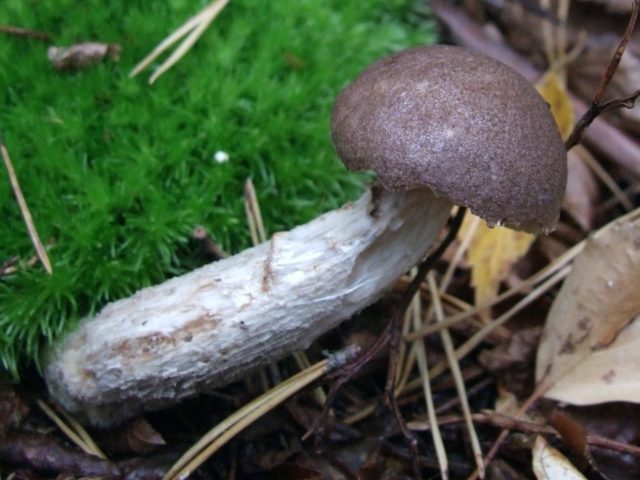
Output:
[
  {"xmin": 244, "ymin": 178, "xmax": 266, "ymax": 245},
  {"xmin": 427, "ymin": 273, "xmax": 484, "ymax": 478},
  {"xmin": 578, "ymin": 144, "xmax": 634, "ymax": 211},
  {"xmin": 130, "ymin": 0, "xmax": 230, "ymax": 84},
  {"xmin": 1, "ymin": 137, "xmax": 52, "ymax": 275},
  {"xmin": 163, "ymin": 348, "xmax": 357, "ymax": 480},
  {"xmin": 37, "ymin": 400, "xmax": 106, "ymax": 459},
  {"xmin": 409, "ymin": 271, "xmax": 449, "ymax": 479}
]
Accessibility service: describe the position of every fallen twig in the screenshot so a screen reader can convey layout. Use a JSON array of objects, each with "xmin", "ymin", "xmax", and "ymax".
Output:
[
  {"xmin": 564, "ymin": 0, "xmax": 640, "ymax": 149},
  {"xmin": 409, "ymin": 411, "xmax": 640, "ymax": 458},
  {"xmin": 0, "ymin": 25, "xmax": 51, "ymax": 41}
]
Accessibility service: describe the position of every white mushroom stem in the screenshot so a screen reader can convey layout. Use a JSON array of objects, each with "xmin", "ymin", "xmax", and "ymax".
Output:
[{"xmin": 44, "ymin": 187, "xmax": 452, "ymax": 426}]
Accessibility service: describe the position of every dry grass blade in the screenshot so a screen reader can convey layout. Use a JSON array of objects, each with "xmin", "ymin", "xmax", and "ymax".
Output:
[
  {"xmin": 293, "ymin": 351, "xmax": 327, "ymax": 405},
  {"xmin": 347, "ymin": 246, "xmax": 578, "ymax": 427},
  {"xmin": 428, "ymin": 273, "xmax": 484, "ymax": 478},
  {"xmin": 57, "ymin": 406, "xmax": 107, "ymax": 458},
  {"xmin": 37, "ymin": 400, "xmax": 106, "ymax": 459},
  {"xmin": 578, "ymin": 145, "xmax": 634, "ymax": 211},
  {"xmin": 409, "ymin": 272, "xmax": 449, "ymax": 479},
  {"xmin": 130, "ymin": 0, "xmax": 230, "ymax": 84},
  {"xmin": 163, "ymin": 359, "xmax": 333, "ymax": 480},
  {"xmin": 396, "ymin": 268, "xmax": 419, "ymax": 391},
  {"xmin": 1, "ymin": 137, "xmax": 52, "ymax": 274},
  {"xmin": 408, "ymin": 207, "xmax": 640, "ymax": 345},
  {"xmin": 244, "ymin": 178, "xmax": 267, "ymax": 244},
  {"xmin": 129, "ymin": 11, "xmax": 204, "ymax": 77},
  {"xmin": 406, "ymin": 241, "xmax": 581, "ymax": 343},
  {"xmin": 425, "ymin": 266, "xmax": 571, "ymax": 384},
  {"xmin": 442, "ymin": 214, "xmax": 480, "ymax": 288}
]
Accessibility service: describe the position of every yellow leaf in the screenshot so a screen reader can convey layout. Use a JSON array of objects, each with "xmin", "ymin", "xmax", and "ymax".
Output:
[
  {"xmin": 460, "ymin": 213, "xmax": 535, "ymax": 306},
  {"xmin": 536, "ymin": 71, "xmax": 574, "ymax": 140}
]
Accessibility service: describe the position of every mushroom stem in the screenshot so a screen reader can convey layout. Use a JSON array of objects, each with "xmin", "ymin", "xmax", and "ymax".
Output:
[{"xmin": 44, "ymin": 187, "xmax": 453, "ymax": 426}]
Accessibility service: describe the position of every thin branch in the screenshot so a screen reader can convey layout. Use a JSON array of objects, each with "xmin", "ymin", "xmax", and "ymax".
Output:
[
  {"xmin": 565, "ymin": 0, "xmax": 640, "ymax": 150},
  {"xmin": 473, "ymin": 380, "xmax": 554, "ymax": 480},
  {"xmin": 1, "ymin": 136, "xmax": 52, "ymax": 274},
  {"xmin": 0, "ymin": 25, "xmax": 51, "ymax": 41},
  {"xmin": 411, "ymin": 411, "xmax": 640, "ymax": 458}
]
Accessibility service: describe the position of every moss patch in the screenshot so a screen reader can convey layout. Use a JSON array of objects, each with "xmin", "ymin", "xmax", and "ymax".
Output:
[{"xmin": 0, "ymin": 0, "xmax": 435, "ymax": 374}]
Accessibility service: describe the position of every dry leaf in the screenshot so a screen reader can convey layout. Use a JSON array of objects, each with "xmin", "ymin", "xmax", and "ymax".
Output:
[
  {"xmin": 536, "ymin": 213, "xmax": 640, "ymax": 404},
  {"xmin": 494, "ymin": 387, "xmax": 521, "ymax": 417},
  {"xmin": 460, "ymin": 214, "xmax": 535, "ymax": 306},
  {"xmin": 48, "ymin": 42, "xmax": 121, "ymax": 70},
  {"xmin": 98, "ymin": 417, "xmax": 165, "ymax": 456},
  {"xmin": 550, "ymin": 411, "xmax": 588, "ymax": 457},
  {"xmin": 532, "ymin": 435, "xmax": 586, "ymax": 480},
  {"xmin": 536, "ymin": 72, "xmax": 575, "ymax": 141}
]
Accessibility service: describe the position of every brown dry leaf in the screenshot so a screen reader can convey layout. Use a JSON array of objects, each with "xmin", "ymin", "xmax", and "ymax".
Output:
[
  {"xmin": 460, "ymin": 213, "xmax": 535, "ymax": 306},
  {"xmin": 535, "ymin": 71, "xmax": 575, "ymax": 141},
  {"xmin": 535, "ymin": 213, "xmax": 640, "ymax": 404},
  {"xmin": 48, "ymin": 42, "xmax": 121, "ymax": 70},
  {"xmin": 532, "ymin": 435, "xmax": 586, "ymax": 480},
  {"xmin": 550, "ymin": 411, "xmax": 588, "ymax": 457},
  {"xmin": 98, "ymin": 417, "xmax": 165, "ymax": 456},
  {"xmin": 563, "ymin": 149, "xmax": 600, "ymax": 231}
]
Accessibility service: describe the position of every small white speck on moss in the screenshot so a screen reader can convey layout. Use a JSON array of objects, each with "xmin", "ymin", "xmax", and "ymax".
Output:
[{"xmin": 213, "ymin": 151, "xmax": 229, "ymax": 163}]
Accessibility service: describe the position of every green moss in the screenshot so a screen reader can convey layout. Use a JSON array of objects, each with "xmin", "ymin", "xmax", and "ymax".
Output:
[{"xmin": 0, "ymin": 0, "xmax": 435, "ymax": 375}]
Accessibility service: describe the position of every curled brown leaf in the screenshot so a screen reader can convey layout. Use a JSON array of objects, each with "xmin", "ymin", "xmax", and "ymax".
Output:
[{"xmin": 48, "ymin": 42, "xmax": 121, "ymax": 70}]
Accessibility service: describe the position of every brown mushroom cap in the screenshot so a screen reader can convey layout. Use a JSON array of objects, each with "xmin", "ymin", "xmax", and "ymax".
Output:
[{"xmin": 331, "ymin": 45, "xmax": 567, "ymax": 233}]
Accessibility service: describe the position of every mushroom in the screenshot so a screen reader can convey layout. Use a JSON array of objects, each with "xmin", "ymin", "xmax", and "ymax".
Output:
[
  {"xmin": 44, "ymin": 45, "xmax": 566, "ymax": 426},
  {"xmin": 332, "ymin": 45, "xmax": 566, "ymax": 233}
]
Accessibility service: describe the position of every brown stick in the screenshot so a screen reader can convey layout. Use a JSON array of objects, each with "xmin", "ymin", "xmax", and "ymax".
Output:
[
  {"xmin": 0, "ymin": 25, "xmax": 51, "ymax": 41},
  {"xmin": 412, "ymin": 411, "xmax": 640, "ymax": 458}
]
